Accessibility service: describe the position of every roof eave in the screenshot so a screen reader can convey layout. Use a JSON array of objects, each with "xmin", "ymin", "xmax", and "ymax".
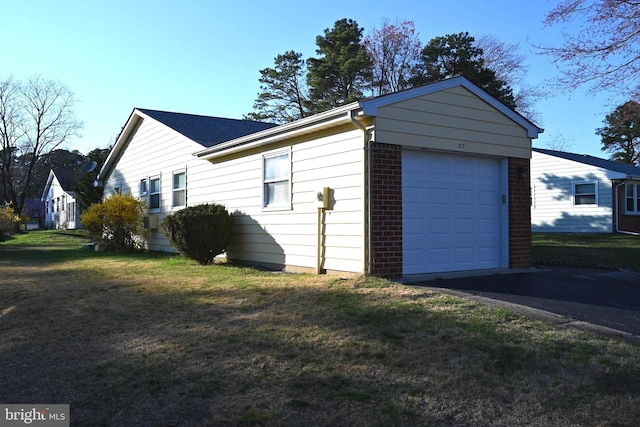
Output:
[{"xmin": 195, "ymin": 102, "xmax": 362, "ymax": 160}]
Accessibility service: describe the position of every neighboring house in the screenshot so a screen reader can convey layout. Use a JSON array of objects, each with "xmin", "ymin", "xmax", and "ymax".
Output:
[
  {"xmin": 96, "ymin": 76, "xmax": 541, "ymax": 278},
  {"xmin": 531, "ymin": 147, "xmax": 640, "ymax": 233},
  {"xmin": 41, "ymin": 168, "xmax": 82, "ymax": 229}
]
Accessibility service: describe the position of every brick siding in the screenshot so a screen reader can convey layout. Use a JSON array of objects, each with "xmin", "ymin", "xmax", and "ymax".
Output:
[
  {"xmin": 508, "ymin": 158, "xmax": 532, "ymax": 268},
  {"xmin": 369, "ymin": 143, "xmax": 403, "ymax": 277}
]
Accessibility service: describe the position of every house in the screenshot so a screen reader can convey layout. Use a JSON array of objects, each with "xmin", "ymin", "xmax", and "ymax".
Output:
[
  {"xmin": 531, "ymin": 147, "xmax": 640, "ymax": 234},
  {"xmin": 41, "ymin": 168, "xmax": 82, "ymax": 229},
  {"xmin": 96, "ymin": 76, "xmax": 541, "ymax": 278}
]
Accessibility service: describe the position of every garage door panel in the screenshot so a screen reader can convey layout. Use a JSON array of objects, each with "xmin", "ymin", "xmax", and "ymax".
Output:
[{"xmin": 403, "ymin": 150, "xmax": 503, "ymax": 274}]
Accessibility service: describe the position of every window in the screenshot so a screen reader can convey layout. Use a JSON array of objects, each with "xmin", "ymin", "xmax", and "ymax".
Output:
[
  {"xmin": 149, "ymin": 176, "xmax": 160, "ymax": 210},
  {"xmin": 573, "ymin": 182, "xmax": 597, "ymax": 205},
  {"xmin": 113, "ymin": 181, "xmax": 122, "ymax": 195},
  {"xmin": 140, "ymin": 178, "xmax": 148, "ymax": 196},
  {"xmin": 263, "ymin": 149, "xmax": 290, "ymax": 209},
  {"xmin": 625, "ymin": 182, "xmax": 640, "ymax": 214},
  {"xmin": 172, "ymin": 171, "xmax": 186, "ymax": 208}
]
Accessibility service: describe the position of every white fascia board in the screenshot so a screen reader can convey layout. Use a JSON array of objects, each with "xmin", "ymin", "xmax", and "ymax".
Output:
[
  {"xmin": 40, "ymin": 170, "xmax": 56, "ymax": 201},
  {"xmin": 96, "ymin": 109, "xmax": 143, "ymax": 183},
  {"xmin": 360, "ymin": 76, "xmax": 543, "ymax": 139},
  {"xmin": 195, "ymin": 103, "xmax": 362, "ymax": 160}
]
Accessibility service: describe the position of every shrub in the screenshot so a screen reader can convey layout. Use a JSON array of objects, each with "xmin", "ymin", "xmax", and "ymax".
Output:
[
  {"xmin": 80, "ymin": 194, "xmax": 148, "ymax": 251},
  {"xmin": 161, "ymin": 203, "xmax": 234, "ymax": 265},
  {"xmin": 0, "ymin": 203, "xmax": 21, "ymax": 241}
]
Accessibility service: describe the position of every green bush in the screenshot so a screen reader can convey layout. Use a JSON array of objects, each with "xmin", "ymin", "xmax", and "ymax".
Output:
[
  {"xmin": 161, "ymin": 203, "xmax": 234, "ymax": 265},
  {"xmin": 80, "ymin": 194, "xmax": 148, "ymax": 252}
]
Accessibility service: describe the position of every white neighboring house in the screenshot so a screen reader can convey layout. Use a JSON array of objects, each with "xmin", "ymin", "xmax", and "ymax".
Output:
[
  {"xmin": 97, "ymin": 77, "xmax": 541, "ymax": 277},
  {"xmin": 41, "ymin": 168, "xmax": 82, "ymax": 230},
  {"xmin": 531, "ymin": 148, "xmax": 640, "ymax": 233}
]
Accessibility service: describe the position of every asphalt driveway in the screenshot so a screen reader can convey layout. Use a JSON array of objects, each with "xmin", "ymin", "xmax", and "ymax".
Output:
[{"xmin": 412, "ymin": 265, "xmax": 640, "ymax": 343}]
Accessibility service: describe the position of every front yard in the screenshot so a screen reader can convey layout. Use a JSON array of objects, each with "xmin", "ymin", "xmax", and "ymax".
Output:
[{"xmin": 1, "ymin": 230, "xmax": 639, "ymax": 426}]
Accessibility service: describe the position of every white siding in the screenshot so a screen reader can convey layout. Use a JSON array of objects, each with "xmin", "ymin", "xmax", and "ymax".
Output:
[
  {"xmin": 209, "ymin": 128, "xmax": 365, "ymax": 273},
  {"xmin": 104, "ymin": 117, "xmax": 218, "ymax": 252},
  {"xmin": 531, "ymin": 151, "xmax": 619, "ymax": 232},
  {"xmin": 374, "ymin": 86, "xmax": 531, "ymax": 159}
]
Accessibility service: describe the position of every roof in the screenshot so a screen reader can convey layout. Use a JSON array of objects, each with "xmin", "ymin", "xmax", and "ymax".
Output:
[
  {"xmin": 52, "ymin": 168, "xmax": 77, "ymax": 191},
  {"xmin": 137, "ymin": 109, "xmax": 278, "ymax": 148},
  {"xmin": 197, "ymin": 76, "xmax": 543, "ymax": 160},
  {"xmin": 533, "ymin": 147, "xmax": 640, "ymax": 178},
  {"xmin": 97, "ymin": 108, "xmax": 278, "ymax": 183}
]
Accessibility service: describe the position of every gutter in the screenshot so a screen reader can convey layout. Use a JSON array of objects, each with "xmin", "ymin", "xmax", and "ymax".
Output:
[
  {"xmin": 196, "ymin": 102, "xmax": 361, "ymax": 160},
  {"xmin": 348, "ymin": 110, "xmax": 372, "ymax": 275}
]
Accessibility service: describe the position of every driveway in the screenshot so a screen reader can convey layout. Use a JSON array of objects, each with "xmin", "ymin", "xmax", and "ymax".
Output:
[{"xmin": 411, "ymin": 265, "xmax": 640, "ymax": 343}]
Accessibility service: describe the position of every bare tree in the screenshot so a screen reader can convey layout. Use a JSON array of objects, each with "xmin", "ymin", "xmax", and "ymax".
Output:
[
  {"xmin": 363, "ymin": 18, "xmax": 422, "ymax": 96},
  {"xmin": 477, "ymin": 34, "xmax": 541, "ymax": 123},
  {"xmin": 539, "ymin": 131, "xmax": 575, "ymax": 152},
  {"xmin": 0, "ymin": 76, "xmax": 82, "ymax": 215},
  {"xmin": 540, "ymin": 0, "xmax": 640, "ymax": 98}
]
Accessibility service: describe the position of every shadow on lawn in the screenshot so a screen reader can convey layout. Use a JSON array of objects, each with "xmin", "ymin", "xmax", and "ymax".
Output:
[{"xmin": 1, "ymin": 256, "xmax": 640, "ymax": 426}]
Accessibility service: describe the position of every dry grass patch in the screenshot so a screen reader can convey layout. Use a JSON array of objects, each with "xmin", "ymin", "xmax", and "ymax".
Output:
[{"xmin": 1, "ymin": 238, "xmax": 639, "ymax": 426}]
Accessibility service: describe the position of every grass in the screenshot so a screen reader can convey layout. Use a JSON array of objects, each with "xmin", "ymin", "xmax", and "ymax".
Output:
[
  {"xmin": 532, "ymin": 232, "xmax": 640, "ymax": 270},
  {"xmin": 1, "ymin": 230, "xmax": 639, "ymax": 426}
]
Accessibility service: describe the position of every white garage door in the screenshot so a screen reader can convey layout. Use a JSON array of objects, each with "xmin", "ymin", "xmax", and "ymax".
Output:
[{"xmin": 403, "ymin": 150, "xmax": 504, "ymax": 274}]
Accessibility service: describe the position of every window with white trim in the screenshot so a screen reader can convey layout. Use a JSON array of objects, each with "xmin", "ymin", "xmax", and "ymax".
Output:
[
  {"xmin": 263, "ymin": 149, "xmax": 291, "ymax": 209},
  {"xmin": 172, "ymin": 170, "xmax": 186, "ymax": 208},
  {"xmin": 140, "ymin": 178, "xmax": 148, "ymax": 197},
  {"xmin": 573, "ymin": 181, "xmax": 597, "ymax": 205},
  {"xmin": 625, "ymin": 182, "xmax": 640, "ymax": 214},
  {"xmin": 149, "ymin": 176, "xmax": 160, "ymax": 210}
]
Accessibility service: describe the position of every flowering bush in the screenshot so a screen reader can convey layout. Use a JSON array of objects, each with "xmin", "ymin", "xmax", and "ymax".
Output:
[
  {"xmin": 80, "ymin": 194, "xmax": 148, "ymax": 251},
  {"xmin": 0, "ymin": 203, "xmax": 21, "ymax": 241}
]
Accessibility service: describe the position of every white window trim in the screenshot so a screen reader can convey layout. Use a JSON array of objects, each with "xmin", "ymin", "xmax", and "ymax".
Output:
[
  {"xmin": 625, "ymin": 181, "xmax": 640, "ymax": 215},
  {"xmin": 172, "ymin": 169, "xmax": 187, "ymax": 209},
  {"xmin": 262, "ymin": 147, "xmax": 292, "ymax": 211},
  {"xmin": 148, "ymin": 175, "xmax": 161, "ymax": 212},
  {"xmin": 140, "ymin": 178, "xmax": 148, "ymax": 197},
  {"xmin": 572, "ymin": 181, "xmax": 598, "ymax": 206}
]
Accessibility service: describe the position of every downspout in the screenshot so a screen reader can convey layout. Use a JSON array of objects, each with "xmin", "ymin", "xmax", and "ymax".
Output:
[
  {"xmin": 614, "ymin": 181, "xmax": 640, "ymax": 235},
  {"xmin": 348, "ymin": 110, "xmax": 372, "ymax": 275}
]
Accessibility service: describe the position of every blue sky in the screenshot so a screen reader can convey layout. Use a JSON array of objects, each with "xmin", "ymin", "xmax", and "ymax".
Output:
[{"xmin": 2, "ymin": 0, "xmax": 618, "ymax": 157}]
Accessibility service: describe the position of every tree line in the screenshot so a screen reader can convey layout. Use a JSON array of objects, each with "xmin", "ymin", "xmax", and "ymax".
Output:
[{"xmin": 244, "ymin": 19, "xmax": 535, "ymax": 124}]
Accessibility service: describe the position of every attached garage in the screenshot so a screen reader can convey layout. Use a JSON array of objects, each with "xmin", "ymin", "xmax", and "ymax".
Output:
[
  {"xmin": 402, "ymin": 150, "xmax": 507, "ymax": 274},
  {"xmin": 365, "ymin": 77, "xmax": 541, "ymax": 277}
]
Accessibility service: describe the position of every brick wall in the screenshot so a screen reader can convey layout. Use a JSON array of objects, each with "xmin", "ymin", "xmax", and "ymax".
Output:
[
  {"xmin": 508, "ymin": 157, "xmax": 532, "ymax": 268},
  {"xmin": 369, "ymin": 143, "xmax": 403, "ymax": 277}
]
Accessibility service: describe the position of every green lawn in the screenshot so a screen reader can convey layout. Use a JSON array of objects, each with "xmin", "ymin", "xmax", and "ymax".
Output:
[
  {"xmin": 0, "ymin": 230, "xmax": 639, "ymax": 426},
  {"xmin": 532, "ymin": 232, "xmax": 640, "ymax": 270}
]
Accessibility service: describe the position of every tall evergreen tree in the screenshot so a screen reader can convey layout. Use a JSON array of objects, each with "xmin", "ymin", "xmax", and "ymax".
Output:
[
  {"xmin": 306, "ymin": 19, "xmax": 372, "ymax": 113},
  {"xmin": 410, "ymin": 32, "xmax": 516, "ymax": 109},
  {"xmin": 596, "ymin": 101, "xmax": 640, "ymax": 166},
  {"xmin": 244, "ymin": 51, "xmax": 310, "ymax": 124}
]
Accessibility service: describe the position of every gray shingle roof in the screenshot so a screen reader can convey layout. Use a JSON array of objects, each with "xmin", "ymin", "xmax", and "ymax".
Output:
[
  {"xmin": 533, "ymin": 147, "xmax": 640, "ymax": 177},
  {"xmin": 137, "ymin": 108, "xmax": 278, "ymax": 148},
  {"xmin": 52, "ymin": 168, "xmax": 77, "ymax": 191}
]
